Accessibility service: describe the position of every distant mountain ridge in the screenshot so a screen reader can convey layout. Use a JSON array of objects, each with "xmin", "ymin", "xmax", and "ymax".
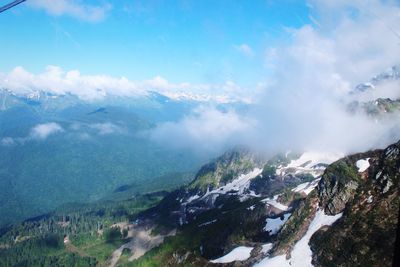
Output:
[
  {"xmin": 0, "ymin": 85, "xmax": 244, "ymax": 112},
  {"xmin": 355, "ymin": 64, "xmax": 400, "ymax": 92}
]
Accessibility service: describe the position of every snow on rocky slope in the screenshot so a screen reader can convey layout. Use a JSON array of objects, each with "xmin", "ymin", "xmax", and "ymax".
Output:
[{"xmin": 254, "ymin": 210, "xmax": 342, "ymax": 267}]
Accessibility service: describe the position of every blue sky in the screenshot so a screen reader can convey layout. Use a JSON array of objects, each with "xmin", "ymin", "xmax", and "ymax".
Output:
[{"xmin": 0, "ymin": 0, "xmax": 311, "ymax": 88}]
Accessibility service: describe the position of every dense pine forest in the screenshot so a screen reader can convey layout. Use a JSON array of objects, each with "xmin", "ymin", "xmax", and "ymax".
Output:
[{"xmin": 0, "ymin": 191, "xmax": 167, "ymax": 266}]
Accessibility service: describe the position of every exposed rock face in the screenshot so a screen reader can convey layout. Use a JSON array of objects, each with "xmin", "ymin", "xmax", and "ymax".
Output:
[
  {"xmin": 365, "ymin": 98, "xmax": 400, "ymax": 115},
  {"xmin": 310, "ymin": 141, "xmax": 400, "ymax": 267},
  {"xmin": 138, "ymin": 149, "xmax": 267, "ymax": 230},
  {"xmin": 374, "ymin": 143, "xmax": 400, "ymax": 194},
  {"xmin": 136, "ymin": 142, "xmax": 399, "ymax": 266},
  {"xmin": 189, "ymin": 149, "xmax": 265, "ymax": 192},
  {"xmin": 318, "ymin": 159, "xmax": 361, "ymax": 215}
]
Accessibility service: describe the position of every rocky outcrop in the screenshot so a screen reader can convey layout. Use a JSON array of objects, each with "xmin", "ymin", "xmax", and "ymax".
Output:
[
  {"xmin": 310, "ymin": 141, "xmax": 400, "ymax": 267},
  {"xmin": 317, "ymin": 158, "xmax": 361, "ymax": 215},
  {"xmin": 374, "ymin": 142, "xmax": 400, "ymax": 194},
  {"xmin": 136, "ymin": 142, "xmax": 399, "ymax": 266},
  {"xmin": 189, "ymin": 149, "xmax": 265, "ymax": 192}
]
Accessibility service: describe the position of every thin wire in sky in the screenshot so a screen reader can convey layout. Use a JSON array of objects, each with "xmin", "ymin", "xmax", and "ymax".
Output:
[{"xmin": 0, "ymin": 0, "xmax": 26, "ymax": 14}]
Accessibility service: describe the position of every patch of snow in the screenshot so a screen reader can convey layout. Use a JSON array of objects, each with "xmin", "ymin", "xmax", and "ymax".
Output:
[
  {"xmin": 383, "ymin": 179, "xmax": 393, "ymax": 194},
  {"xmin": 198, "ymin": 219, "xmax": 217, "ymax": 227},
  {"xmin": 292, "ymin": 182, "xmax": 309, "ymax": 192},
  {"xmin": 264, "ymin": 213, "xmax": 291, "ymax": 235},
  {"xmin": 275, "ymin": 152, "xmax": 342, "ymax": 178},
  {"xmin": 254, "ymin": 209, "xmax": 343, "ymax": 267},
  {"xmin": 292, "ymin": 178, "xmax": 321, "ymax": 195},
  {"xmin": 186, "ymin": 194, "xmax": 200, "ymax": 203},
  {"xmin": 248, "ymin": 190, "xmax": 260, "ymax": 197},
  {"xmin": 261, "ymin": 243, "xmax": 273, "ymax": 254},
  {"xmin": 287, "ymin": 152, "xmax": 342, "ymax": 169},
  {"xmin": 210, "ymin": 246, "xmax": 254, "ymax": 263},
  {"xmin": 367, "ymin": 195, "xmax": 373, "ymax": 203},
  {"xmin": 247, "ymin": 205, "xmax": 255, "ymax": 211},
  {"xmin": 202, "ymin": 168, "xmax": 262, "ymax": 199},
  {"xmin": 261, "ymin": 198, "xmax": 289, "ymax": 211},
  {"xmin": 261, "ymin": 195, "xmax": 289, "ymax": 211},
  {"xmin": 356, "ymin": 158, "xmax": 370, "ymax": 172}
]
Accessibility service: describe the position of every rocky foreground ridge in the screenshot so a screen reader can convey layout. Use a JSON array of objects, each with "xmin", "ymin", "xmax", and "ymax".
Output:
[{"xmin": 133, "ymin": 141, "xmax": 399, "ymax": 267}]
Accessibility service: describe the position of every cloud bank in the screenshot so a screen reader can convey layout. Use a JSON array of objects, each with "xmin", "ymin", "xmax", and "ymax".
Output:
[
  {"xmin": 1, "ymin": 123, "xmax": 64, "ymax": 146},
  {"xmin": 150, "ymin": 106, "xmax": 255, "ymax": 155},
  {"xmin": 0, "ymin": 66, "xmax": 145, "ymax": 100},
  {"xmin": 0, "ymin": 121, "xmax": 128, "ymax": 146},
  {"xmin": 151, "ymin": 0, "xmax": 400, "ymax": 156},
  {"xmin": 28, "ymin": 0, "xmax": 112, "ymax": 22},
  {"xmin": 0, "ymin": 66, "xmax": 247, "ymax": 103}
]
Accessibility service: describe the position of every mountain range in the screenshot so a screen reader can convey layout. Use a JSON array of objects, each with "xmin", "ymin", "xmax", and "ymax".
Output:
[{"xmin": 0, "ymin": 65, "xmax": 399, "ymax": 266}]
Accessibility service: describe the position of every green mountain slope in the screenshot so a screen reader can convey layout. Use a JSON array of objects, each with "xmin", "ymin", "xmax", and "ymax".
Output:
[{"xmin": 0, "ymin": 102, "xmax": 204, "ymax": 227}]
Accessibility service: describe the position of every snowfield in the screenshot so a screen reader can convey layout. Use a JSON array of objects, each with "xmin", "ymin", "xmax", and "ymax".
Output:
[
  {"xmin": 264, "ymin": 213, "xmax": 291, "ymax": 235},
  {"xmin": 202, "ymin": 168, "xmax": 262, "ymax": 199},
  {"xmin": 254, "ymin": 209, "xmax": 343, "ymax": 267},
  {"xmin": 287, "ymin": 152, "xmax": 342, "ymax": 169},
  {"xmin": 356, "ymin": 158, "xmax": 370, "ymax": 172},
  {"xmin": 186, "ymin": 194, "xmax": 201, "ymax": 203},
  {"xmin": 261, "ymin": 243, "xmax": 273, "ymax": 254},
  {"xmin": 292, "ymin": 178, "xmax": 321, "ymax": 195},
  {"xmin": 275, "ymin": 151, "xmax": 342, "ymax": 178},
  {"xmin": 261, "ymin": 195, "xmax": 289, "ymax": 211},
  {"xmin": 210, "ymin": 246, "xmax": 254, "ymax": 263}
]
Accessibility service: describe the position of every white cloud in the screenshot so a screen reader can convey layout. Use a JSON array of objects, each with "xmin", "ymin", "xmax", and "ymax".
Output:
[
  {"xmin": 234, "ymin": 44, "xmax": 254, "ymax": 57},
  {"xmin": 0, "ymin": 66, "xmax": 145, "ymax": 100},
  {"xmin": 304, "ymin": 0, "xmax": 400, "ymax": 83},
  {"xmin": 250, "ymin": 0, "xmax": 400, "ymax": 154},
  {"xmin": 1, "ymin": 137, "xmax": 15, "ymax": 146},
  {"xmin": 89, "ymin": 122, "xmax": 124, "ymax": 135},
  {"xmin": 0, "ymin": 66, "xmax": 247, "ymax": 103},
  {"xmin": 150, "ymin": 106, "xmax": 255, "ymax": 155},
  {"xmin": 150, "ymin": 0, "xmax": 400, "ymax": 156},
  {"xmin": 30, "ymin": 123, "xmax": 64, "ymax": 140},
  {"xmin": 28, "ymin": 0, "xmax": 112, "ymax": 22}
]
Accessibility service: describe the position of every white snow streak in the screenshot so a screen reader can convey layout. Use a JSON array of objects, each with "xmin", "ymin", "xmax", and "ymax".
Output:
[
  {"xmin": 264, "ymin": 213, "xmax": 291, "ymax": 235},
  {"xmin": 198, "ymin": 219, "xmax": 217, "ymax": 227},
  {"xmin": 356, "ymin": 158, "xmax": 370, "ymax": 172},
  {"xmin": 291, "ymin": 178, "xmax": 321, "ymax": 195},
  {"xmin": 210, "ymin": 246, "xmax": 254, "ymax": 263},
  {"xmin": 202, "ymin": 168, "xmax": 262, "ymax": 198},
  {"xmin": 254, "ymin": 209, "xmax": 342, "ymax": 267},
  {"xmin": 261, "ymin": 194, "xmax": 289, "ymax": 211},
  {"xmin": 287, "ymin": 152, "xmax": 342, "ymax": 169},
  {"xmin": 261, "ymin": 243, "xmax": 273, "ymax": 254}
]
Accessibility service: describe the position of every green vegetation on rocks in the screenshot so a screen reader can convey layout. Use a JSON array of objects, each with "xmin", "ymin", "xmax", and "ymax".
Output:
[
  {"xmin": 189, "ymin": 149, "xmax": 264, "ymax": 192},
  {"xmin": 310, "ymin": 141, "xmax": 400, "ymax": 267}
]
